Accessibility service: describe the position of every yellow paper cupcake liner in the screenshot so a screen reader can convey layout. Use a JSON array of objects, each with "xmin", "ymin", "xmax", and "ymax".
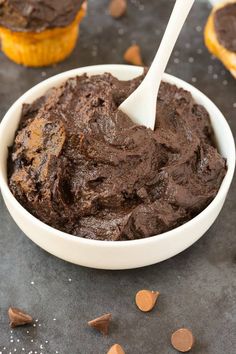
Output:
[
  {"xmin": 0, "ymin": 7, "xmax": 85, "ymax": 67},
  {"xmin": 204, "ymin": 0, "xmax": 236, "ymax": 78}
]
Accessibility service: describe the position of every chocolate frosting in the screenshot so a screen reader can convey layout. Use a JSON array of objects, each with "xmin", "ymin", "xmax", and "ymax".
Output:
[
  {"xmin": 214, "ymin": 3, "xmax": 236, "ymax": 52},
  {"xmin": 8, "ymin": 73, "xmax": 226, "ymax": 241},
  {"xmin": 0, "ymin": 0, "xmax": 84, "ymax": 32}
]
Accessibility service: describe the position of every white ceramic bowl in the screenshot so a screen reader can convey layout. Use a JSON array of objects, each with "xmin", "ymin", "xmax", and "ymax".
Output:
[{"xmin": 0, "ymin": 65, "xmax": 235, "ymax": 269}]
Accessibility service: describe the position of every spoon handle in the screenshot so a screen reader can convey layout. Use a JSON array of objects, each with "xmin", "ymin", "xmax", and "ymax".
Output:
[
  {"xmin": 146, "ymin": 0, "xmax": 195, "ymax": 91},
  {"xmin": 119, "ymin": 0, "xmax": 195, "ymax": 130}
]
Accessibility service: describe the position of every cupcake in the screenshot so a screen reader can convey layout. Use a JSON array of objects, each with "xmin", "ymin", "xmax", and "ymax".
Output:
[
  {"xmin": 204, "ymin": 0, "xmax": 236, "ymax": 78},
  {"xmin": 0, "ymin": 0, "xmax": 86, "ymax": 67}
]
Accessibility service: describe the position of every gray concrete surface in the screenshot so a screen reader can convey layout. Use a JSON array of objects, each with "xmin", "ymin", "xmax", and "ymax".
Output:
[{"xmin": 0, "ymin": 1, "xmax": 235, "ymax": 353}]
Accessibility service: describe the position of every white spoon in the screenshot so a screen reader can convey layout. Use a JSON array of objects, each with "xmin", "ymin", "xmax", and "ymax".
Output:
[{"xmin": 119, "ymin": 0, "xmax": 195, "ymax": 130}]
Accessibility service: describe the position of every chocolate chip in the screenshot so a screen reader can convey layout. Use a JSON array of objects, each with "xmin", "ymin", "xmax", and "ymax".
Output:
[
  {"xmin": 123, "ymin": 45, "xmax": 144, "ymax": 66},
  {"xmin": 88, "ymin": 313, "xmax": 112, "ymax": 335},
  {"xmin": 171, "ymin": 328, "xmax": 195, "ymax": 352},
  {"xmin": 109, "ymin": 0, "xmax": 127, "ymax": 19},
  {"xmin": 107, "ymin": 344, "xmax": 125, "ymax": 354},
  {"xmin": 135, "ymin": 289, "xmax": 160, "ymax": 312},
  {"xmin": 8, "ymin": 307, "xmax": 33, "ymax": 328}
]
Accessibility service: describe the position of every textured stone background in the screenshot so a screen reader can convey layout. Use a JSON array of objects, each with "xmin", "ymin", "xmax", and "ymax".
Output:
[{"xmin": 0, "ymin": 1, "xmax": 235, "ymax": 353}]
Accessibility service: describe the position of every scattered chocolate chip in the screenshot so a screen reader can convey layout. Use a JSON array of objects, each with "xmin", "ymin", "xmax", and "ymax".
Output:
[
  {"xmin": 8, "ymin": 307, "xmax": 33, "ymax": 328},
  {"xmin": 107, "ymin": 344, "xmax": 125, "ymax": 354},
  {"xmin": 123, "ymin": 44, "xmax": 144, "ymax": 66},
  {"xmin": 171, "ymin": 328, "xmax": 195, "ymax": 352},
  {"xmin": 135, "ymin": 289, "xmax": 160, "ymax": 312},
  {"xmin": 88, "ymin": 313, "xmax": 112, "ymax": 335},
  {"xmin": 109, "ymin": 0, "xmax": 127, "ymax": 19}
]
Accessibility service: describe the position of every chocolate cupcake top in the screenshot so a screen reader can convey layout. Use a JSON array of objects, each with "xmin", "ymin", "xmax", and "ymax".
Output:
[
  {"xmin": 214, "ymin": 2, "xmax": 236, "ymax": 52},
  {"xmin": 0, "ymin": 0, "xmax": 85, "ymax": 32}
]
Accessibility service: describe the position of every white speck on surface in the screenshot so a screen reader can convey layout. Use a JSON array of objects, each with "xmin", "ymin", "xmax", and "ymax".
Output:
[
  {"xmin": 39, "ymin": 345, "xmax": 43, "ymax": 350},
  {"xmin": 196, "ymin": 25, "xmax": 202, "ymax": 32},
  {"xmin": 26, "ymin": 331, "xmax": 30, "ymax": 334},
  {"xmin": 118, "ymin": 28, "xmax": 125, "ymax": 35},
  {"xmin": 233, "ymin": 103, "xmax": 236, "ymax": 108},
  {"xmin": 213, "ymin": 74, "xmax": 218, "ymax": 79},
  {"xmin": 97, "ymin": 26, "xmax": 103, "ymax": 34},
  {"xmin": 35, "ymin": 319, "xmax": 39, "ymax": 322},
  {"xmin": 16, "ymin": 339, "xmax": 20, "ymax": 342},
  {"xmin": 33, "ymin": 323, "xmax": 36, "ymax": 327},
  {"xmin": 191, "ymin": 77, "xmax": 197, "ymax": 83},
  {"xmin": 188, "ymin": 57, "xmax": 194, "ymax": 63},
  {"xmin": 174, "ymin": 58, "xmax": 179, "ymax": 64},
  {"xmin": 45, "ymin": 340, "xmax": 48, "ymax": 344},
  {"xmin": 10, "ymin": 340, "xmax": 13, "ymax": 343},
  {"xmin": 30, "ymin": 339, "xmax": 34, "ymax": 343},
  {"xmin": 30, "ymin": 281, "xmax": 35, "ymax": 285},
  {"xmin": 38, "ymin": 323, "xmax": 42, "ymax": 327},
  {"xmin": 53, "ymin": 318, "xmax": 56, "ymax": 321},
  {"xmin": 223, "ymin": 80, "xmax": 228, "ymax": 85},
  {"xmin": 68, "ymin": 278, "xmax": 72, "ymax": 282},
  {"xmin": 208, "ymin": 65, "xmax": 213, "ymax": 73}
]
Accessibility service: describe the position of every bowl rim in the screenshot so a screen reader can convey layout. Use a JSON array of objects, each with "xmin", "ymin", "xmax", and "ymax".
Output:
[{"xmin": 0, "ymin": 64, "xmax": 235, "ymax": 248}]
